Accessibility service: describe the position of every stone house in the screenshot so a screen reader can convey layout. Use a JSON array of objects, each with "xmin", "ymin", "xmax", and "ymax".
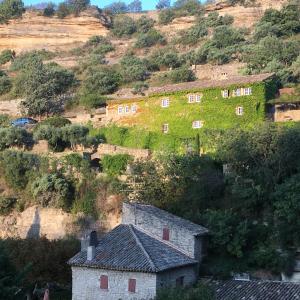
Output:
[{"xmin": 68, "ymin": 202, "xmax": 209, "ymax": 300}]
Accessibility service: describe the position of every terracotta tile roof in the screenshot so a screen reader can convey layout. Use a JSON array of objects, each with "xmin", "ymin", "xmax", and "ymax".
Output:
[
  {"xmin": 208, "ymin": 280, "xmax": 300, "ymax": 300},
  {"xmin": 108, "ymin": 73, "xmax": 274, "ymax": 101},
  {"xmin": 68, "ymin": 224, "xmax": 197, "ymax": 273},
  {"xmin": 125, "ymin": 202, "xmax": 208, "ymax": 236}
]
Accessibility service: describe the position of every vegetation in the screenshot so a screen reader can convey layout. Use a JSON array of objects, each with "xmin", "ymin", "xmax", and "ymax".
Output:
[
  {"xmin": 0, "ymin": 127, "xmax": 33, "ymax": 151},
  {"xmin": 0, "ymin": 71, "xmax": 12, "ymax": 95},
  {"xmin": 135, "ymin": 29, "xmax": 166, "ymax": 48},
  {"xmin": 0, "ymin": 49, "xmax": 15, "ymax": 65},
  {"xmin": 0, "ymin": 0, "xmax": 24, "ymax": 23},
  {"xmin": 102, "ymin": 154, "xmax": 132, "ymax": 176},
  {"xmin": 112, "ymin": 15, "xmax": 137, "ymax": 37}
]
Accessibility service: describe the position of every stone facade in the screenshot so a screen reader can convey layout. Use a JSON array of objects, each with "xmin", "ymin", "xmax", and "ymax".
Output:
[
  {"xmin": 72, "ymin": 267, "xmax": 157, "ymax": 300},
  {"xmin": 122, "ymin": 203, "xmax": 203, "ymax": 260}
]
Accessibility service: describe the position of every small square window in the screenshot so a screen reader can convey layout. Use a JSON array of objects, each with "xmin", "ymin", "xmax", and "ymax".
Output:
[
  {"xmin": 162, "ymin": 124, "xmax": 169, "ymax": 134},
  {"xmin": 128, "ymin": 279, "xmax": 136, "ymax": 293},
  {"xmin": 192, "ymin": 121, "xmax": 203, "ymax": 129},
  {"xmin": 125, "ymin": 106, "xmax": 130, "ymax": 113},
  {"xmin": 222, "ymin": 90, "xmax": 229, "ymax": 98},
  {"xmin": 163, "ymin": 228, "xmax": 170, "ymax": 241},
  {"xmin": 244, "ymin": 87, "xmax": 252, "ymax": 96},
  {"xmin": 118, "ymin": 106, "xmax": 123, "ymax": 114},
  {"xmin": 236, "ymin": 106, "xmax": 244, "ymax": 116},
  {"xmin": 100, "ymin": 275, "xmax": 108, "ymax": 290},
  {"xmin": 188, "ymin": 95, "xmax": 195, "ymax": 103},
  {"xmin": 234, "ymin": 88, "xmax": 241, "ymax": 97},
  {"xmin": 195, "ymin": 94, "xmax": 202, "ymax": 103},
  {"xmin": 131, "ymin": 104, "xmax": 137, "ymax": 113},
  {"xmin": 161, "ymin": 98, "xmax": 170, "ymax": 108}
]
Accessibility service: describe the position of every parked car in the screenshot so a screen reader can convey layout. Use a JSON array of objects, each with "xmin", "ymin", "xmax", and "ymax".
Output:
[{"xmin": 11, "ymin": 117, "xmax": 38, "ymax": 128}]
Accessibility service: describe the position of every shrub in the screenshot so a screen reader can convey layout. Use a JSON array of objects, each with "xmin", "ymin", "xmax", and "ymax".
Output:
[
  {"xmin": 169, "ymin": 66, "xmax": 196, "ymax": 83},
  {"xmin": 0, "ymin": 114, "xmax": 10, "ymax": 127},
  {"xmin": 156, "ymin": 0, "xmax": 171, "ymax": 10},
  {"xmin": 82, "ymin": 66, "xmax": 121, "ymax": 95},
  {"xmin": 43, "ymin": 2, "xmax": 55, "ymax": 17},
  {"xmin": 0, "ymin": 0, "xmax": 24, "ymax": 23},
  {"xmin": 31, "ymin": 173, "xmax": 74, "ymax": 209},
  {"xmin": 37, "ymin": 116, "xmax": 71, "ymax": 128},
  {"xmin": 0, "ymin": 196, "xmax": 16, "ymax": 215},
  {"xmin": 101, "ymin": 154, "xmax": 132, "ymax": 176},
  {"xmin": 178, "ymin": 22, "xmax": 208, "ymax": 45},
  {"xmin": 0, "ymin": 127, "xmax": 33, "ymax": 151},
  {"xmin": 112, "ymin": 15, "xmax": 137, "ymax": 37},
  {"xmin": 120, "ymin": 55, "xmax": 149, "ymax": 82},
  {"xmin": 0, "ymin": 150, "xmax": 40, "ymax": 190},
  {"xmin": 56, "ymin": 2, "xmax": 71, "ymax": 18},
  {"xmin": 68, "ymin": 0, "xmax": 90, "ymax": 15},
  {"xmin": 0, "ymin": 49, "xmax": 14, "ymax": 65},
  {"xmin": 62, "ymin": 124, "xmax": 90, "ymax": 149},
  {"xmin": 0, "ymin": 71, "xmax": 11, "ymax": 95},
  {"xmin": 158, "ymin": 8, "xmax": 175, "ymax": 24},
  {"xmin": 132, "ymin": 82, "xmax": 149, "ymax": 95},
  {"xmin": 135, "ymin": 29, "xmax": 166, "ymax": 48},
  {"xmin": 173, "ymin": 0, "xmax": 204, "ymax": 16},
  {"xmin": 148, "ymin": 49, "xmax": 183, "ymax": 70},
  {"xmin": 79, "ymin": 93, "xmax": 107, "ymax": 109},
  {"xmin": 136, "ymin": 16, "xmax": 155, "ymax": 33},
  {"xmin": 104, "ymin": 1, "xmax": 128, "ymax": 14}
]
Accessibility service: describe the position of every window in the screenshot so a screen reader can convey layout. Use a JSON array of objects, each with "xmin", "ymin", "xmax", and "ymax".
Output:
[
  {"xmin": 244, "ymin": 87, "xmax": 252, "ymax": 96},
  {"xmin": 192, "ymin": 120, "xmax": 203, "ymax": 129},
  {"xmin": 163, "ymin": 228, "xmax": 170, "ymax": 241},
  {"xmin": 100, "ymin": 275, "xmax": 108, "ymax": 290},
  {"xmin": 125, "ymin": 106, "xmax": 130, "ymax": 113},
  {"xmin": 128, "ymin": 279, "xmax": 136, "ymax": 293},
  {"xmin": 222, "ymin": 90, "xmax": 229, "ymax": 98},
  {"xmin": 161, "ymin": 98, "xmax": 170, "ymax": 108},
  {"xmin": 118, "ymin": 106, "xmax": 123, "ymax": 114},
  {"xmin": 236, "ymin": 106, "xmax": 243, "ymax": 116},
  {"xmin": 195, "ymin": 94, "xmax": 202, "ymax": 103},
  {"xmin": 233, "ymin": 88, "xmax": 241, "ymax": 97},
  {"xmin": 131, "ymin": 104, "xmax": 137, "ymax": 113},
  {"xmin": 176, "ymin": 276, "xmax": 184, "ymax": 287},
  {"xmin": 162, "ymin": 124, "xmax": 169, "ymax": 134},
  {"xmin": 188, "ymin": 95, "xmax": 195, "ymax": 103}
]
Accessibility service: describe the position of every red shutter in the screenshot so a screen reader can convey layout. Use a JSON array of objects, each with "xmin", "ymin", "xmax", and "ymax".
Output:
[
  {"xmin": 163, "ymin": 228, "xmax": 170, "ymax": 241},
  {"xmin": 128, "ymin": 278, "xmax": 136, "ymax": 293},
  {"xmin": 100, "ymin": 275, "xmax": 108, "ymax": 290}
]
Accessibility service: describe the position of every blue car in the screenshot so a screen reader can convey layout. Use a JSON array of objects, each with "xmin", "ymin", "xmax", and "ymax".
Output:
[{"xmin": 11, "ymin": 117, "xmax": 38, "ymax": 128}]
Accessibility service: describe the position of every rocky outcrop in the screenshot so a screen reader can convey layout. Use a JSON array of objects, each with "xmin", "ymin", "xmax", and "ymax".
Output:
[{"xmin": 0, "ymin": 9, "xmax": 109, "ymax": 53}]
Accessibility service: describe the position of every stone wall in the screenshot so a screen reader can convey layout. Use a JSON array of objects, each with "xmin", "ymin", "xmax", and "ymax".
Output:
[
  {"xmin": 157, "ymin": 265, "xmax": 197, "ymax": 289},
  {"xmin": 0, "ymin": 206, "xmax": 102, "ymax": 239},
  {"xmin": 93, "ymin": 144, "xmax": 151, "ymax": 160},
  {"xmin": 72, "ymin": 267, "xmax": 157, "ymax": 300},
  {"xmin": 122, "ymin": 203, "xmax": 201, "ymax": 260},
  {"xmin": 274, "ymin": 105, "xmax": 300, "ymax": 122}
]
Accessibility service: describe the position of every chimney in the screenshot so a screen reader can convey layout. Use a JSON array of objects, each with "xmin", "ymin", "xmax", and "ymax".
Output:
[{"xmin": 87, "ymin": 231, "xmax": 98, "ymax": 261}]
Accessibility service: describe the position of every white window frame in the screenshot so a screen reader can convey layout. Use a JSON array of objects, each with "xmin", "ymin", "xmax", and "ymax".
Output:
[
  {"xmin": 222, "ymin": 90, "xmax": 229, "ymax": 98},
  {"xmin": 236, "ymin": 106, "xmax": 244, "ymax": 116},
  {"xmin": 125, "ymin": 105, "xmax": 130, "ymax": 113},
  {"xmin": 161, "ymin": 98, "xmax": 170, "ymax": 108},
  {"xmin": 234, "ymin": 88, "xmax": 241, "ymax": 97},
  {"xmin": 118, "ymin": 106, "xmax": 123, "ymax": 115},
  {"xmin": 188, "ymin": 95, "xmax": 195, "ymax": 103},
  {"xmin": 244, "ymin": 87, "xmax": 252, "ymax": 96},
  {"xmin": 162, "ymin": 123, "xmax": 169, "ymax": 134},
  {"xmin": 192, "ymin": 120, "xmax": 203, "ymax": 129},
  {"xmin": 195, "ymin": 94, "xmax": 202, "ymax": 103},
  {"xmin": 131, "ymin": 104, "xmax": 137, "ymax": 113}
]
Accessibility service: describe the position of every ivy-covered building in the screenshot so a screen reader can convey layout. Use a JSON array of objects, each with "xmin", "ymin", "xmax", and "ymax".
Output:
[{"xmin": 106, "ymin": 73, "xmax": 275, "ymax": 137}]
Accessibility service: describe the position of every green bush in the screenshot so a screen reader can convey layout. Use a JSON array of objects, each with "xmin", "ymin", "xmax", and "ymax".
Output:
[
  {"xmin": 56, "ymin": 2, "xmax": 71, "ymax": 18},
  {"xmin": 158, "ymin": 8, "xmax": 175, "ymax": 24},
  {"xmin": 0, "ymin": 127, "xmax": 33, "ymax": 151},
  {"xmin": 120, "ymin": 54, "xmax": 149, "ymax": 82},
  {"xmin": 71, "ymin": 191, "xmax": 97, "ymax": 217},
  {"xmin": 178, "ymin": 22, "xmax": 208, "ymax": 45},
  {"xmin": 102, "ymin": 154, "xmax": 132, "ymax": 176},
  {"xmin": 136, "ymin": 15, "xmax": 155, "ymax": 33},
  {"xmin": 0, "ymin": 0, "xmax": 24, "ymax": 23},
  {"xmin": 0, "ymin": 49, "xmax": 14, "ymax": 65},
  {"xmin": 135, "ymin": 29, "xmax": 166, "ymax": 48},
  {"xmin": 0, "ymin": 114, "xmax": 10, "ymax": 127},
  {"xmin": 36, "ymin": 116, "xmax": 71, "ymax": 128},
  {"xmin": 79, "ymin": 93, "xmax": 107, "ymax": 109},
  {"xmin": 0, "ymin": 196, "xmax": 16, "ymax": 215},
  {"xmin": 148, "ymin": 49, "xmax": 183, "ymax": 70},
  {"xmin": 31, "ymin": 173, "xmax": 74, "ymax": 209},
  {"xmin": 112, "ymin": 15, "xmax": 137, "ymax": 37},
  {"xmin": 169, "ymin": 66, "xmax": 196, "ymax": 83},
  {"xmin": 0, "ymin": 71, "xmax": 11, "ymax": 95},
  {"xmin": 43, "ymin": 2, "xmax": 55, "ymax": 17}
]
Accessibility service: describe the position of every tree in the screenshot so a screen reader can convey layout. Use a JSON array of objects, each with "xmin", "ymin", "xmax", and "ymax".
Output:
[
  {"xmin": 127, "ymin": 0, "xmax": 142, "ymax": 12},
  {"xmin": 112, "ymin": 15, "xmax": 137, "ymax": 37},
  {"xmin": 104, "ymin": 1, "xmax": 128, "ymax": 14},
  {"xmin": 156, "ymin": 0, "xmax": 171, "ymax": 9},
  {"xmin": 0, "ymin": 0, "xmax": 24, "ymax": 23},
  {"xmin": 158, "ymin": 8, "xmax": 175, "ymax": 24},
  {"xmin": 0, "ymin": 127, "xmax": 33, "ymax": 151},
  {"xmin": 120, "ymin": 54, "xmax": 149, "ymax": 82},
  {"xmin": 169, "ymin": 66, "xmax": 196, "ymax": 83},
  {"xmin": 56, "ymin": 2, "xmax": 71, "ymax": 18},
  {"xmin": 136, "ymin": 16, "xmax": 155, "ymax": 33},
  {"xmin": 135, "ymin": 29, "xmax": 166, "ymax": 48},
  {"xmin": 43, "ymin": 2, "xmax": 55, "ymax": 16},
  {"xmin": 67, "ymin": 0, "xmax": 90, "ymax": 15}
]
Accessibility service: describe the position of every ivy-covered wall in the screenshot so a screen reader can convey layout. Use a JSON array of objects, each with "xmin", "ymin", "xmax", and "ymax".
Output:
[{"xmin": 109, "ymin": 82, "xmax": 266, "ymax": 128}]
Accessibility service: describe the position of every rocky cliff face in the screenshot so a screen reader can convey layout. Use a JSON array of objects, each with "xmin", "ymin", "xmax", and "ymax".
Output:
[{"xmin": 0, "ymin": 8, "xmax": 109, "ymax": 53}]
